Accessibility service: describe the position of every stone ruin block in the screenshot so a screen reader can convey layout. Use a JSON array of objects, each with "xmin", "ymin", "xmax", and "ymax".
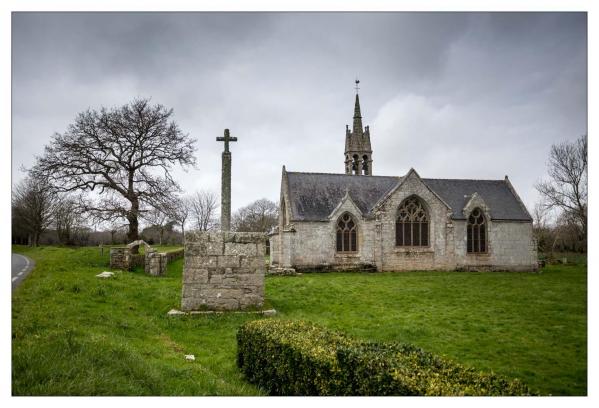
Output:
[
  {"xmin": 109, "ymin": 247, "xmax": 129, "ymax": 270},
  {"xmin": 145, "ymin": 249, "xmax": 168, "ymax": 276},
  {"xmin": 181, "ymin": 231, "xmax": 267, "ymax": 311},
  {"xmin": 109, "ymin": 241, "xmax": 169, "ymax": 276}
]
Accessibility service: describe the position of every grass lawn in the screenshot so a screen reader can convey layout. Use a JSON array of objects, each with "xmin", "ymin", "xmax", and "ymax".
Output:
[{"xmin": 12, "ymin": 245, "xmax": 586, "ymax": 395}]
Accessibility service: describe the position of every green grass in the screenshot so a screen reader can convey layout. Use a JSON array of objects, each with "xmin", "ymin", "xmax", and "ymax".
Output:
[{"xmin": 12, "ymin": 245, "xmax": 586, "ymax": 395}]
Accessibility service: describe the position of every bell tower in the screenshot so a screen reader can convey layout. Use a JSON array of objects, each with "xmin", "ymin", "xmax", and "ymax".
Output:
[{"xmin": 344, "ymin": 79, "xmax": 373, "ymax": 175}]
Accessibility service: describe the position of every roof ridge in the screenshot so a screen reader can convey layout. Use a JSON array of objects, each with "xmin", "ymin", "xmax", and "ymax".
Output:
[
  {"xmin": 286, "ymin": 170, "xmax": 401, "ymax": 178},
  {"xmin": 423, "ymin": 177, "xmax": 505, "ymax": 182}
]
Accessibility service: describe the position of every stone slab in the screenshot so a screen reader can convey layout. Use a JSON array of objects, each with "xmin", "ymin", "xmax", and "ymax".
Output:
[
  {"xmin": 167, "ymin": 308, "xmax": 276, "ymax": 316},
  {"xmin": 96, "ymin": 271, "xmax": 115, "ymax": 278}
]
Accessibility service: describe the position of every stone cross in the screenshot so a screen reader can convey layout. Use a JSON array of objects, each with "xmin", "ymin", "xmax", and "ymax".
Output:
[{"xmin": 216, "ymin": 129, "xmax": 237, "ymax": 231}]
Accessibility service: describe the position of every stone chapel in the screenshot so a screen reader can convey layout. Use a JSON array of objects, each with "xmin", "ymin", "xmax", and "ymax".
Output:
[{"xmin": 269, "ymin": 86, "xmax": 538, "ymax": 272}]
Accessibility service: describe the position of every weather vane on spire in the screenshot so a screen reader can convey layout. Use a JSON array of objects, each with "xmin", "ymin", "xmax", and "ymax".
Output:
[{"xmin": 355, "ymin": 78, "xmax": 360, "ymax": 94}]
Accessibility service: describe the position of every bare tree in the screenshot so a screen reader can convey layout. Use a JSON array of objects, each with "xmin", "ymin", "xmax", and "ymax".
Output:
[
  {"xmin": 29, "ymin": 98, "xmax": 196, "ymax": 243},
  {"xmin": 12, "ymin": 176, "xmax": 57, "ymax": 247},
  {"xmin": 189, "ymin": 190, "xmax": 219, "ymax": 231},
  {"xmin": 106, "ymin": 220, "xmax": 128, "ymax": 245},
  {"xmin": 535, "ymin": 135, "xmax": 587, "ymax": 243},
  {"xmin": 232, "ymin": 198, "xmax": 278, "ymax": 233},
  {"xmin": 532, "ymin": 201, "xmax": 549, "ymax": 233},
  {"xmin": 170, "ymin": 196, "xmax": 191, "ymax": 240},
  {"xmin": 142, "ymin": 207, "xmax": 172, "ymax": 246},
  {"xmin": 531, "ymin": 201, "xmax": 552, "ymax": 253},
  {"xmin": 54, "ymin": 195, "xmax": 87, "ymax": 245}
]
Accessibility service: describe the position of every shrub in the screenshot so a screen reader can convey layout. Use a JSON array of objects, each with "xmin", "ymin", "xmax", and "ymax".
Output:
[{"xmin": 237, "ymin": 320, "xmax": 535, "ymax": 396}]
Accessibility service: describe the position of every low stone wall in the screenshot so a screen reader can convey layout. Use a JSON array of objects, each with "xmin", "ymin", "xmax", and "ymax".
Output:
[
  {"xmin": 182, "ymin": 231, "xmax": 266, "ymax": 311},
  {"xmin": 109, "ymin": 245, "xmax": 183, "ymax": 274},
  {"xmin": 165, "ymin": 248, "xmax": 184, "ymax": 263},
  {"xmin": 129, "ymin": 253, "xmax": 145, "ymax": 269}
]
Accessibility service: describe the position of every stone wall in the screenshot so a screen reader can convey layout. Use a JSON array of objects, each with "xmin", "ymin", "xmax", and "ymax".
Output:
[
  {"xmin": 129, "ymin": 253, "xmax": 145, "ymax": 269},
  {"xmin": 374, "ymin": 171, "xmax": 453, "ymax": 271},
  {"xmin": 109, "ymin": 247, "xmax": 129, "ymax": 269},
  {"xmin": 269, "ymin": 230, "xmax": 279, "ymax": 265},
  {"xmin": 165, "ymin": 248, "xmax": 184, "ymax": 264},
  {"xmin": 454, "ymin": 220, "xmax": 537, "ymax": 271},
  {"xmin": 182, "ymin": 231, "xmax": 266, "ymax": 311},
  {"xmin": 109, "ymin": 245, "xmax": 184, "ymax": 274}
]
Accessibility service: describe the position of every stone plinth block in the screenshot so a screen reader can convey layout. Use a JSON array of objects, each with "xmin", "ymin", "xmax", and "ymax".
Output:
[
  {"xmin": 182, "ymin": 231, "xmax": 267, "ymax": 311},
  {"xmin": 146, "ymin": 251, "xmax": 167, "ymax": 276},
  {"xmin": 109, "ymin": 247, "xmax": 130, "ymax": 270}
]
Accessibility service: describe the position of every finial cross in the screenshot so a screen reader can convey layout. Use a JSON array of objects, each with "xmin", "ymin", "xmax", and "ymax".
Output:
[
  {"xmin": 354, "ymin": 78, "xmax": 360, "ymax": 93},
  {"xmin": 216, "ymin": 128, "xmax": 237, "ymax": 153}
]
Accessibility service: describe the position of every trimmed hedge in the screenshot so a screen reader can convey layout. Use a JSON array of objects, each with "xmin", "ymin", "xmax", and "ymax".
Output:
[{"xmin": 237, "ymin": 320, "xmax": 535, "ymax": 396}]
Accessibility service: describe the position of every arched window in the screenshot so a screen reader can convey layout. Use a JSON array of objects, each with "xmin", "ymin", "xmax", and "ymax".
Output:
[
  {"xmin": 467, "ymin": 208, "xmax": 487, "ymax": 253},
  {"xmin": 396, "ymin": 196, "xmax": 429, "ymax": 247},
  {"xmin": 336, "ymin": 213, "xmax": 358, "ymax": 252},
  {"xmin": 362, "ymin": 155, "xmax": 369, "ymax": 175},
  {"xmin": 352, "ymin": 155, "xmax": 359, "ymax": 175}
]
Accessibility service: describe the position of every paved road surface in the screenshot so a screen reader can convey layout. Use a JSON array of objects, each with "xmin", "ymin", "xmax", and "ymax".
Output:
[{"xmin": 12, "ymin": 253, "xmax": 35, "ymax": 290}]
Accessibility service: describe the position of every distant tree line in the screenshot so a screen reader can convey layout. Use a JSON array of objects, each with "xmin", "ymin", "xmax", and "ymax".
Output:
[{"xmin": 12, "ymin": 184, "xmax": 278, "ymax": 247}]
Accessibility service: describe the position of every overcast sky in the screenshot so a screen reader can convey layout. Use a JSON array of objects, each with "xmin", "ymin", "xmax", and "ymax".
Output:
[{"xmin": 12, "ymin": 12, "xmax": 587, "ymax": 216}]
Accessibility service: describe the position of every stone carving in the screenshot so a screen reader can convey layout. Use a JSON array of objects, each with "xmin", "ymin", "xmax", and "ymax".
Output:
[{"xmin": 181, "ymin": 231, "xmax": 266, "ymax": 311}]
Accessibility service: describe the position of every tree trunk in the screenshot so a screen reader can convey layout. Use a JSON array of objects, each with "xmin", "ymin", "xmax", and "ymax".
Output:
[{"xmin": 127, "ymin": 198, "xmax": 140, "ymax": 251}]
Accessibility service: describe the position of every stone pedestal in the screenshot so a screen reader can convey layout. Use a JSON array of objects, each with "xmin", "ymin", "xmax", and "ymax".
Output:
[{"xmin": 182, "ymin": 231, "xmax": 266, "ymax": 311}]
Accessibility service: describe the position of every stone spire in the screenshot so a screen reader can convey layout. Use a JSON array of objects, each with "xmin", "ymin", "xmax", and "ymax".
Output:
[
  {"xmin": 352, "ymin": 93, "xmax": 363, "ymax": 136},
  {"xmin": 344, "ymin": 79, "xmax": 373, "ymax": 176}
]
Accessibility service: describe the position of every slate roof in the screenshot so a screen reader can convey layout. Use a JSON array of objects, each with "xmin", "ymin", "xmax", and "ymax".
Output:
[
  {"xmin": 285, "ymin": 172, "xmax": 532, "ymax": 222},
  {"xmin": 286, "ymin": 172, "xmax": 400, "ymax": 221},
  {"xmin": 422, "ymin": 178, "xmax": 531, "ymax": 221}
]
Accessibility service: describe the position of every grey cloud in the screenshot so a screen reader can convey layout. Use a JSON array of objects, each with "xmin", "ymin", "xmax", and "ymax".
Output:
[{"xmin": 12, "ymin": 12, "xmax": 587, "ymax": 214}]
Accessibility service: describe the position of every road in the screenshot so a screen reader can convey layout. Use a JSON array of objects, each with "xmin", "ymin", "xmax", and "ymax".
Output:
[{"xmin": 12, "ymin": 253, "xmax": 35, "ymax": 290}]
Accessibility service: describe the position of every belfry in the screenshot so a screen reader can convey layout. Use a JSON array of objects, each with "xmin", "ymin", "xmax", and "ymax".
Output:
[{"xmin": 344, "ymin": 79, "xmax": 373, "ymax": 175}]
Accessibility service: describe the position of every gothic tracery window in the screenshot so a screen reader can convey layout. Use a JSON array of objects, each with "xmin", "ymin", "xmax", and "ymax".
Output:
[
  {"xmin": 396, "ymin": 196, "xmax": 429, "ymax": 247},
  {"xmin": 336, "ymin": 213, "xmax": 358, "ymax": 252},
  {"xmin": 467, "ymin": 208, "xmax": 487, "ymax": 253}
]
